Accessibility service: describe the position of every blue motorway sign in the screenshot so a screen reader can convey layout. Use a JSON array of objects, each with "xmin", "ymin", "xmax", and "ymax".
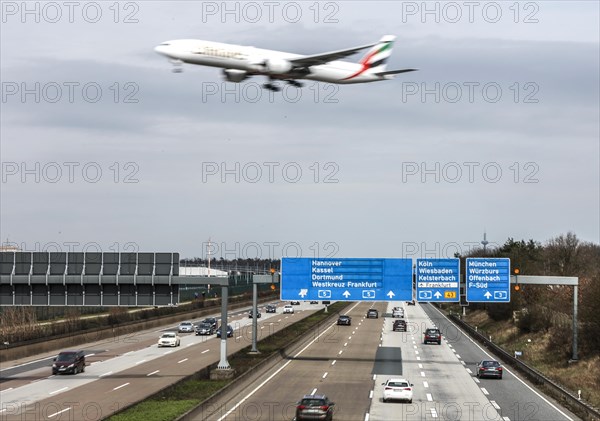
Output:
[
  {"xmin": 416, "ymin": 258, "xmax": 460, "ymax": 302},
  {"xmin": 465, "ymin": 258, "xmax": 511, "ymax": 302},
  {"xmin": 281, "ymin": 258, "xmax": 413, "ymax": 302}
]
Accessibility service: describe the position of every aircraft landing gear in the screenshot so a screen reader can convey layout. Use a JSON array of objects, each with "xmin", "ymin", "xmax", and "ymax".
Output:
[
  {"xmin": 263, "ymin": 82, "xmax": 281, "ymax": 92},
  {"xmin": 286, "ymin": 80, "xmax": 303, "ymax": 88}
]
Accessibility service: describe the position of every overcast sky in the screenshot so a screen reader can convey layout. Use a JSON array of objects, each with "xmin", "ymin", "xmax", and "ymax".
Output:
[{"xmin": 1, "ymin": 1, "xmax": 598, "ymax": 261}]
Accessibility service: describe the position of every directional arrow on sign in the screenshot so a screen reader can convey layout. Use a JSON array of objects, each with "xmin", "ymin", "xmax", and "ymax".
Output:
[
  {"xmin": 434, "ymin": 291, "xmax": 442, "ymax": 299},
  {"xmin": 299, "ymin": 289, "xmax": 308, "ymax": 298},
  {"xmin": 387, "ymin": 291, "xmax": 395, "ymax": 299},
  {"xmin": 484, "ymin": 291, "xmax": 492, "ymax": 299},
  {"xmin": 342, "ymin": 291, "xmax": 351, "ymax": 298}
]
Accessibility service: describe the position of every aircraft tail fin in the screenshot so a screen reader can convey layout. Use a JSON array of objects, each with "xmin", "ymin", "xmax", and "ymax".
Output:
[{"xmin": 358, "ymin": 35, "xmax": 396, "ymax": 72}]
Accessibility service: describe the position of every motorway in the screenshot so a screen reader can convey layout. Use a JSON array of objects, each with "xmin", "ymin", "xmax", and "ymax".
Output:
[
  {"xmin": 0, "ymin": 301, "xmax": 582, "ymax": 421},
  {"xmin": 196, "ymin": 302, "xmax": 581, "ymax": 421},
  {"xmin": 0, "ymin": 301, "xmax": 324, "ymax": 420}
]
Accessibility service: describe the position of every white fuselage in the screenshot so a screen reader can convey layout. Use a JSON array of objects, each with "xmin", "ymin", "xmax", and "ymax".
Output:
[{"xmin": 155, "ymin": 39, "xmax": 388, "ymax": 84}]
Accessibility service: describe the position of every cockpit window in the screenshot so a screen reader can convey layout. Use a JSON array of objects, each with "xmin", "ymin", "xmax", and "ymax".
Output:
[{"xmin": 160, "ymin": 43, "xmax": 170, "ymax": 46}]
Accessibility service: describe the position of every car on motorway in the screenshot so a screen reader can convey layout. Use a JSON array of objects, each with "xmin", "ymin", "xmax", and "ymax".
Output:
[
  {"xmin": 265, "ymin": 304, "xmax": 277, "ymax": 313},
  {"xmin": 52, "ymin": 350, "xmax": 85, "ymax": 375},
  {"xmin": 382, "ymin": 378, "xmax": 413, "ymax": 403},
  {"xmin": 393, "ymin": 319, "xmax": 407, "ymax": 332},
  {"xmin": 291, "ymin": 300, "xmax": 301, "ymax": 305},
  {"xmin": 337, "ymin": 315, "xmax": 351, "ymax": 326},
  {"xmin": 322, "ymin": 300, "xmax": 331, "ymax": 305},
  {"xmin": 248, "ymin": 309, "xmax": 262, "ymax": 318},
  {"xmin": 178, "ymin": 321, "xmax": 195, "ymax": 333},
  {"xmin": 195, "ymin": 322, "xmax": 215, "ymax": 335},
  {"xmin": 366, "ymin": 308, "xmax": 379, "ymax": 319},
  {"xmin": 392, "ymin": 307, "xmax": 404, "ymax": 318},
  {"xmin": 423, "ymin": 328, "xmax": 442, "ymax": 344},
  {"xmin": 295, "ymin": 394, "xmax": 335, "ymax": 420},
  {"xmin": 310, "ymin": 300, "xmax": 319, "ymax": 304},
  {"xmin": 216, "ymin": 325, "xmax": 234, "ymax": 338},
  {"xmin": 202, "ymin": 317, "xmax": 218, "ymax": 330},
  {"xmin": 476, "ymin": 360, "xmax": 503, "ymax": 379},
  {"xmin": 158, "ymin": 332, "xmax": 181, "ymax": 347},
  {"xmin": 283, "ymin": 305, "xmax": 294, "ymax": 314},
  {"xmin": 407, "ymin": 300, "xmax": 415, "ymax": 306}
]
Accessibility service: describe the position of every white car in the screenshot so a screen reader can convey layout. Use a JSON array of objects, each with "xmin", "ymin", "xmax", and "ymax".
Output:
[
  {"xmin": 392, "ymin": 308, "xmax": 404, "ymax": 318},
  {"xmin": 178, "ymin": 321, "xmax": 195, "ymax": 333},
  {"xmin": 283, "ymin": 305, "xmax": 294, "ymax": 314},
  {"xmin": 382, "ymin": 378, "xmax": 413, "ymax": 403},
  {"xmin": 158, "ymin": 332, "xmax": 181, "ymax": 347}
]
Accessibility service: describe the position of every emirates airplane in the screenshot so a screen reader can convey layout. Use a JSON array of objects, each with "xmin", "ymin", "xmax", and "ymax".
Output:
[{"xmin": 154, "ymin": 35, "xmax": 417, "ymax": 91}]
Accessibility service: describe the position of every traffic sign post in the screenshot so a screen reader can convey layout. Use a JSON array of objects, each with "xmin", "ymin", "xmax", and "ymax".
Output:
[
  {"xmin": 465, "ymin": 258, "xmax": 511, "ymax": 302},
  {"xmin": 416, "ymin": 258, "xmax": 460, "ymax": 302},
  {"xmin": 281, "ymin": 258, "xmax": 413, "ymax": 302}
]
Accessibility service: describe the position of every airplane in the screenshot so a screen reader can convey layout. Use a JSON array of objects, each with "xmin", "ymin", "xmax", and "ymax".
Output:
[{"xmin": 154, "ymin": 35, "xmax": 417, "ymax": 91}]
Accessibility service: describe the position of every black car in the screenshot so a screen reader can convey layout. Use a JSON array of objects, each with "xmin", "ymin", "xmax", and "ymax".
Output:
[
  {"xmin": 52, "ymin": 350, "xmax": 85, "ymax": 375},
  {"xmin": 366, "ymin": 308, "xmax": 379, "ymax": 319},
  {"xmin": 337, "ymin": 315, "xmax": 352, "ymax": 326},
  {"xmin": 248, "ymin": 309, "xmax": 261, "ymax": 318},
  {"xmin": 310, "ymin": 301, "xmax": 319, "ymax": 304},
  {"xmin": 296, "ymin": 395, "xmax": 335, "ymax": 421},
  {"xmin": 265, "ymin": 304, "xmax": 277, "ymax": 313},
  {"xmin": 195, "ymin": 322, "xmax": 215, "ymax": 335},
  {"xmin": 216, "ymin": 325, "xmax": 234, "ymax": 338},
  {"xmin": 202, "ymin": 317, "xmax": 218, "ymax": 330},
  {"xmin": 291, "ymin": 301, "xmax": 301, "ymax": 305},
  {"xmin": 476, "ymin": 360, "xmax": 503, "ymax": 379},
  {"xmin": 393, "ymin": 319, "xmax": 407, "ymax": 332},
  {"xmin": 322, "ymin": 301, "xmax": 331, "ymax": 305},
  {"xmin": 407, "ymin": 300, "xmax": 416, "ymax": 306},
  {"xmin": 424, "ymin": 328, "xmax": 441, "ymax": 344}
]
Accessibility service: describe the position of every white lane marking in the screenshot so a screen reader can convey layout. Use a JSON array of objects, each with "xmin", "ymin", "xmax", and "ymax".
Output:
[
  {"xmin": 369, "ymin": 390, "xmax": 373, "ymax": 399},
  {"xmin": 466, "ymin": 368, "xmax": 472, "ymax": 374},
  {"xmin": 423, "ymin": 381, "xmax": 429, "ymax": 388},
  {"xmin": 178, "ymin": 358, "xmax": 188, "ymax": 364},
  {"xmin": 49, "ymin": 387, "xmax": 68, "ymax": 395},
  {"xmin": 503, "ymin": 417, "xmax": 511, "ymax": 421},
  {"xmin": 201, "ymin": 349, "xmax": 210, "ymax": 354},
  {"xmin": 452, "ymin": 348, "xmax": 457, "ymax": 353},
  {"xmin": 85, "ymin": 353, "xmax": 95, "ymax": 357},
  {"xmin": 344, "ymin": 342, "xmax": 348, "ymax": 347},
  {"xmin": 123, "ymin": 351, "xmax": 133, "ymax": 356},
  {"xmin": 215, "ymin": 302, "xmax": 361, "ymax": 421},
  {"xmin": 448, "ymin": 343, "xmax": 453, "ymax": 348},
  {"xmin": 311, "ymin": 388, "xmax": 317, "ymax": 395},
  {"xmin": 460, "ymin": 360, "xmax": 466, "ymax": 365},
  {"xmin": 426, "ymin": 393, "xmax": 433, "ymax": 401},
  {"xmin": 261, "ymin": 326, "xmax": 264, "ymax": 329},
  {"xmin": 412, "ymin": 341, "xmax": 416, "ymax": 345},
  {"xmin": 415, "ymin": 351, "xmax": 419, "ymax": 355},
  {"xmin": 113, "ymin": 382, "xmax": 130, "ymax": 391},
  {"xmin": 349, "ymin": 336, "xmax": 352, "ymax": 340},
  {"xmin": 420, "ymin": 371, "xmax": 426, "ymax": 377},
  {"xmin": 481, "ymin": 387, "xmax": 489, "ymax": 395},
  {"xmin": 135, "ymin": 359, "xmax": 146, "ymax": 365},
  {"xmin": 48, "ymin": 408, "xmax": 70, "ymax": 418},
  {"xmin": 364, "ymin": 414, "xmax": 370, "ymax": 421},
  {"xmin": 338, "ymin": 350, "xmax": 343, "ymax": 355},
  {"xmin": 416, "ymin": 356, "xmax": 421, "ymax": 361},
  {"xmin": 373, "ymin": 374, "xmax": 377, "ymax": 380},
  {"xmin": 456, "ymin": 353, "xmax": 461, "ymax": 359},
  {"xmin": 147, "ymin": 370, "xmax": 160, "ymax": 376},
  {"xmin": 99, "ymin": 371, "xmax": 113, "ymax": 377},
  {"xmin": 429, "ymin": 304, "xmax": 575, "ymax": 421},
  {"xmin": 413, "ymin": 345, "xmax": 418, "ymax": 349},
  {"xmin": 418, "ymin": 363, "xmax": 423, "ymax": 369},
  {"xmin": 322, "ymin": 372, "xmax": 328, "ymax": 379},
  {"xmin": 491, "ymin": 401, "xmax": 501, "ymax": 410},
  {"xmin": 430, "ymin": 408, "xmax": 438, "ymax": 418},
  {"xmin": 474, "ymin": 377, "xmax": 480, "ymax": 383},
  {"xmin": 331, "ymin": 360, "xmax": 336, "ymax": 366}
]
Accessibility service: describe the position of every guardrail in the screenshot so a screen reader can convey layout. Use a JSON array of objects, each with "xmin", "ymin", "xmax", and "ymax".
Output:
[{"xmin": 448, "ymin": 313, "xmax": 600, "ymax": 421}]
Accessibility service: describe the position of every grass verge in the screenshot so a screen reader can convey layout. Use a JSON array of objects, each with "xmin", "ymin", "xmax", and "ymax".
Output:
[{"xmin": 106, "ymin": 303, "xmax": 349, "ymax": 421}]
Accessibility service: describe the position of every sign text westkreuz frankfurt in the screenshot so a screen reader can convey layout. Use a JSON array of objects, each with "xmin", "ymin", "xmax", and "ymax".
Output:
[{"xmin": 281, "ymin": 258, "xmax": 413, "ymax": 302}]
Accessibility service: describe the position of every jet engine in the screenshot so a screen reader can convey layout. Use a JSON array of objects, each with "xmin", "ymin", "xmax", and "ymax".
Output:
[
  {"xmin": 264, "ymin": 58, "xmax": 293, "ymax": 74},
  {"xmin": 222, "ymin": 69, "xmax": 248, "ymax": 83}
]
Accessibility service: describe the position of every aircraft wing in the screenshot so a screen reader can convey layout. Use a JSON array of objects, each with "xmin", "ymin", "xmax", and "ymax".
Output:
[{"xmin": 289, "ymin": 42, "xmax": 377, "ymax": 67}]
